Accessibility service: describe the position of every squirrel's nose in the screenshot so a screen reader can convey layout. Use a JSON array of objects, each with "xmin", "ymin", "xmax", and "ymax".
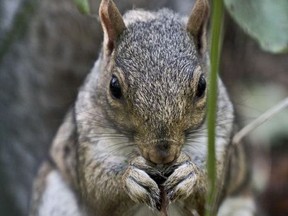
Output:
[{"xmin": 157, "ymin": 140, "xmax": 170, "ymax": 152}]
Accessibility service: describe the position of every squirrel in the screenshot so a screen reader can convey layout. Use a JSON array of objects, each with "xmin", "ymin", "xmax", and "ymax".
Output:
[{"xmin": 30, "ymin": 0, "xmax": 256, "ymax": 215}]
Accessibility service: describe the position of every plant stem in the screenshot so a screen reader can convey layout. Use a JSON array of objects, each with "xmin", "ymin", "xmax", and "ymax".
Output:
[{"xmin": 206, "ymin": 0, "xmax": 224, "ymax": 215}]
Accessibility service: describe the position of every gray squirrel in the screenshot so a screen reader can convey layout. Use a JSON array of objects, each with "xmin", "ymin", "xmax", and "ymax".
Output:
[{"xmin": 30, "ymin": 0, "xmax": 255, "ymax": 215}]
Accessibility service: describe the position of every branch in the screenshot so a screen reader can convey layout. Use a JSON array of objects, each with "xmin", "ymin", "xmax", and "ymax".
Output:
[{"xmin": 232, "ymin": 97, "xmax": 288, "ymax": 146}]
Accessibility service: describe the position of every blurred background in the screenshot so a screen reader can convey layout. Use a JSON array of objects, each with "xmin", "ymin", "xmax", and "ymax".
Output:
[{"xmin": 0, "ymin": 0, "xmax": 287, "ymax": 215}]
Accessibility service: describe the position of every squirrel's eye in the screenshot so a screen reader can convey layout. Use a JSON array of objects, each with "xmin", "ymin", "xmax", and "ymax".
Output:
[
  {"xmin": 196, "ymin": 74, "xmax": 206, "ymax": 98},
  {"xmin": 110, "ymin": 75, "xmax": 122, "ymax": 99}
]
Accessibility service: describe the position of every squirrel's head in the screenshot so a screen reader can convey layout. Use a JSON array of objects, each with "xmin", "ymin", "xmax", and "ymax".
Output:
[{"xmin": 86, "ymin": 0, "xmax": 209, "ymax": 165}]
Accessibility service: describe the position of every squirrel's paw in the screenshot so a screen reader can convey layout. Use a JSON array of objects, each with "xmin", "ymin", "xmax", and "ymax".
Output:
[
  {"xmin": 164, "ymin": 160, "xmax": 198, "ymax": 202},
  {"xmin": 123, "ymin": 157, "xmax": 161, "ymax": 210}
]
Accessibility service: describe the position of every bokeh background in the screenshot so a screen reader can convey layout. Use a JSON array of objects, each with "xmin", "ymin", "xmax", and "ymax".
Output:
[{"xmin": 0, "ymin": 0, "xmax": 287, "ymax": 215}]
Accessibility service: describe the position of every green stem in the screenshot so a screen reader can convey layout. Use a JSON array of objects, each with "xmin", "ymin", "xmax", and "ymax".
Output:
[{"xmin": 206, "ymin": 0, "xmax": 224, "ymax": 215}]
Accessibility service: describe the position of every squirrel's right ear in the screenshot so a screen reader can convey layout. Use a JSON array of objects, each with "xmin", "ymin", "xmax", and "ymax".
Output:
[
  {"xmin": 187, "ymin": 0, "xmax": 210, "ymax": 56},
  {"xmin": 99, "ymin": 0, "xmax": 126, "ymax": 56}
]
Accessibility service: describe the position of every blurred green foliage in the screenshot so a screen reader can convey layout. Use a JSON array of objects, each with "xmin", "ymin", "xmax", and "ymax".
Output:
[
  {"xmin": 73, "ymin": 0, "xmax": 90, "ymax": 15},
  {"xmin": 224, "ymin": 0, "xmax": 288, "ymax": 53}
]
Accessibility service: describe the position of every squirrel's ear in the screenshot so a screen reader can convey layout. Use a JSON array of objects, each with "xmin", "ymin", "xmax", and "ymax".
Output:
[
  {"xmin": 187, "ymin": 0, "xmax": 210, "ymax": 56},
  {"xmin": 99, "ymin": 0, "xmax": 126, "ymax": 56}
]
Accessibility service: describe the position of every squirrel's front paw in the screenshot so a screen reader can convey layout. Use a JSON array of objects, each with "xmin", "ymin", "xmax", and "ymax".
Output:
[
  {"xmin": 164, "ymin": 159, "xmax": 200, "ymax": 202},
  {"xmin": 123, "ymin": 157, "xmax": 162, "ymax": 210}
]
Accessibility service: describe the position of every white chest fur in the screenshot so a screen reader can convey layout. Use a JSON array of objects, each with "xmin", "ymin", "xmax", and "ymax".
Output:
[{"xmin": 38, "ymin": 170, "xmax": 84, "ymax": 216}]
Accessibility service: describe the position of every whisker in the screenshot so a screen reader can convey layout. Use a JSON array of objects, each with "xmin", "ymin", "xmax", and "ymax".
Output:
[
  {"xmin": 85, "ymin": 134, "xmax": 129, "ymax": 139},
  {"xmin": 106, "ymin": 143, "xmax": 137, "ymax": 155}
]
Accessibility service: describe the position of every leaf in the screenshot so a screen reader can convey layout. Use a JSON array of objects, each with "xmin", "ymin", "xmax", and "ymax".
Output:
[
  {"xmin": 73, "ymin": 0, "xmax": 90, "ymax": 15},
  {"xmin": 224, "ymin": 0, "xmax": 288, "ymax": 53}
]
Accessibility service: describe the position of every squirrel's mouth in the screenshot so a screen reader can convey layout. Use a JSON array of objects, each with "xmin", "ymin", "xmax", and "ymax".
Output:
[
  {"xmin": 148, "ymin": 152, "xmax": 176, "ymax": 164},
  {"xmin": 142, "ymin": 144, "xmax": 180, "ymax": 165}
]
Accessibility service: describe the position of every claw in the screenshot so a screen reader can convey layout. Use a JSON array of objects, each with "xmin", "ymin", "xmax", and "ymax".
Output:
[
  {"xmin": 123, "ymin": 157, "xmax": 163, "ymax": 210},
  {"xmin": 164, "ymin": 161, "xmax": 198, "ymax": 202}
]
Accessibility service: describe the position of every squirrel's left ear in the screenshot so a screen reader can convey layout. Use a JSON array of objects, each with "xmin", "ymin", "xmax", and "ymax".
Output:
[
  {"xmin": 187, "ymin": 0, "xmax": 210, "ymax": 56},
  {"xmin": 99, "ymin": 0, "xmax": 126, "ymax": 56}
]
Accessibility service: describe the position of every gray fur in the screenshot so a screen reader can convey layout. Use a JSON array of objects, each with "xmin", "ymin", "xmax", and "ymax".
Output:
[{"xmin": 117, "ymin": 9, "xmax": 199, "ymax": 122}]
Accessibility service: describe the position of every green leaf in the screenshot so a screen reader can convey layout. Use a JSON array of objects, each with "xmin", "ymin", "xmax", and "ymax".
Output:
[
  {"xmin": 224, "ymin": 0, "xmax": 288, "ymax": 53},
  {"xmin": 73, "ymin": 0, "xmax": 90, "ymax": 15}
]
